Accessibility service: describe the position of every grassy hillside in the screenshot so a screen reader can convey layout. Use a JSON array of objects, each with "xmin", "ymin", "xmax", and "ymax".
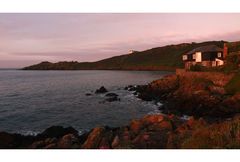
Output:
[
  {"xmin": 225, "ymin": 73, "xmax": 240, "ymax": 95},
  {"xmin": 23, "ymin": 41, "xmax": 226, "ymax": 71}
]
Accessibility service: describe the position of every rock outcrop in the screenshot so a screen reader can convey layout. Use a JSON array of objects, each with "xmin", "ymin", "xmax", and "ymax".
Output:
[
  {"xmin": 133, "ymin": 72, "xmax": 239, "ymax": 119},
  {"xmin": 1, "ymin": 72, "xmax": 240, "ymax": 149},
  {"xmin": 95, "ymin": 86, "xmax": 108, "ymax": 94},
  {"xmin": 2, "ymin": 113, "xmax": 240, "ymax": 148}
]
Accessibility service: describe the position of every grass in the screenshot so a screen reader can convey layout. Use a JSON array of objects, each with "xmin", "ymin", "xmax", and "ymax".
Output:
[{"xmin": 225, "ymin": 73, "xmax": 240, "ymax": 95}]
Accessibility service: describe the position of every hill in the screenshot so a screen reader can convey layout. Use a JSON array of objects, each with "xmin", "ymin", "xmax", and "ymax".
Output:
[{"xmin": 23, "ymin": 41, "xmax": 226, "ymax": 71}]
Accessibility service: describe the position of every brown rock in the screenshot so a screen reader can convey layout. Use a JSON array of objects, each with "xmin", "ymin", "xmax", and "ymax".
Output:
[
  {"xmin": 44, "ymin": 143, "xmax": 57, "ymax": 149},
  {"xmin": 142, "ymin": 133, "xmax": 150, "ymax": 141},
  {"xmin": 99, "ymin": 137, "xmax": 110, "ymax": 149},
  {"xmin": 142, "ymin": 115, "xmax": 164, "ymax": 125},
  {"xmin": 123, "ymin": 130, "xmax": 130, "ymax": 141},
  {"xmin": 130, "ymin": 119, "xmax": 142, "ymax": 134},
  {"xmin": 187, "ymin": 116, "xmax": 195, "ymax": 128},
  {"xmin": 44, "ymin": 138, "xmax": 57, "ymax": 145},
  {"xmin": 30, "ymin": 140, "xmax": 45, "ymax": 149},
  {"xmin": 58, "ymin": 134, "xmax": 79, "ymax": 148},
  {"xmin": 147, "ymin": 121, "xmax": 172, "ymax": 132},
  {"xmin": 159, "ymin": 121, "xmax": 173, "ymax": 130},
  {"xmin": 111, "ymin": 135, "xmax": 120, "ymax": 148},
  {"xmin": 209, "ymin": 85, "xmax": 225, "ymax": 95},
  {"xmin": 186, "ymin": 117, "xmax": 206, "ymax": 130},
  {"xmin": 82, "ymin": 127, "xmax": 105, "ymax": 149}
]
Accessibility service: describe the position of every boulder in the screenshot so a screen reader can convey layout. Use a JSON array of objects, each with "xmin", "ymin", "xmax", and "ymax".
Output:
[
  {"xmin": 30, "ymin": 137, "xmax": 58, "ymax": 149},
  {"xmin": 99, "ymin": 137, "xmax": 110, "ymax": 149},
  {"xmin": 58, "ymin": 134, "xmax": 79, "ymax": 148},
  {"xmin": 124, "ymin": 85, "xmax": 136, "ymax": 91},
  {"xmin": 209, "ymin": 86, "xmax": 225, "ymax": 95},
  {"xmin": 44, "ymin": 138, "xmax": 57, "ymax": 145},
  {"xmin": 105, "ymin": 96, "xmax": 120, "ymax": 102},
  {"xmin": 0, "ymin": 132, "xmax": 15, "ymax": 148},
  {"xmin": 111, "ymin": 135, "xmax": 120, "ymax": 148},
  {"xmin": 44, "ymin": 143, "xmax": 57, "ymax": 149},
  {"xmin": 0, "ymin": 132, "xmax": 34, "ymax": 148},
  {"xmin": 142, "ymin": 115, "xmax": 165, "ymax": 125},
  {"xmin": 95, "ymin": 86, "xmax": 108, "ymax": 94},
  {"xmin": 38, "ymin": 126, "xmax": 78, "ymax": 139},
  {"xmin": 82, "ymin": 127, "xmax": 105, "ymax": 149},
  {"xmin": 30, "ymin": 140, "xmax": 45, "ymax": 149},
  {"xmin": 130, "ymin": 119, "xmax": 142, "ymax": 134},
  {"xmin": 137, "ymin": 93, "xmax": 153, "ymax": 101},
  {"xmin": 105, "ymin": 93, "xmax": 118, "ymax": 97}
]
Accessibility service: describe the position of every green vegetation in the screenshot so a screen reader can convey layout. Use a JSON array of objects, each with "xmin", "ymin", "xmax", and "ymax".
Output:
[
  {"xmin": 225, "ymin": 73, "xmax": 240, "ymax": 95},
  {"xmin": 189, "ymin": 64, "xmax": 205, "ymax": 71},
  {"xmin": 224, "ymin": 53, "xmax": 240, "ymax": 72},
  {"xmin": 227, "ymin": 41, "xmax": 240, "ymax": 53},
  {"xmin": 181, "ymin": 117, "xmax": 240, "ymax": 148},
  {"xmin": 23, "ymin": 41, "xmax": 225, "ymax": 71},
  {"xmin": 188, "ymin": 41, "xmax": 240, "ymax": 73},
  {"xmin": 192, "ymin": 77, "xmax": 213, "ymax": 87}
]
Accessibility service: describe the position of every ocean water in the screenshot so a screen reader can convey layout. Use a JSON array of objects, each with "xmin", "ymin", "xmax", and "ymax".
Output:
[{"xmin": 0, "ymin": 70, "xmax": 171, "ymax": 135}]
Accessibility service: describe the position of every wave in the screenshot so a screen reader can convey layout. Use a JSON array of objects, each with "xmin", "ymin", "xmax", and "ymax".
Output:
[
  {"xmin": 15, "ymin": 129, "xmax": 87, "ymax": 136},
  {"xmin": 16, "ymin": 130, "xmax": 40, "ymax": 136}
]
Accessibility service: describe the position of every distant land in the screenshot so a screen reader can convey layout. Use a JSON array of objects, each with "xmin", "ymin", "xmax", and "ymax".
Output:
[{"xmin": 23, "ymin": 40, "xmax": 238, "ymax": 71}]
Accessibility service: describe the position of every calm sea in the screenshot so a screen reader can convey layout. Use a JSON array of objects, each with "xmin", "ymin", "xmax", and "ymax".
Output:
[{"xmin": 0, "ymin": 70, "xmax": 171, "ymax": 135}]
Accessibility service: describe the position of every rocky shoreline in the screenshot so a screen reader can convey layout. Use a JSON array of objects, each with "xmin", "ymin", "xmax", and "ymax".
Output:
[
  {"xmin": 131, "ymin": 72, "xmax": 240, "ymax": 120},
  {"xmin": 1, "ymin": 71, "xmax": 240, "ymax": 149},
  {"xmin": 2, "ymin": 113, "xmax": 240, "ymax": 149}
]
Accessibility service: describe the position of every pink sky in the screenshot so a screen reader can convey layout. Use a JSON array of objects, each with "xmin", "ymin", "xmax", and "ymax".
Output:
[{"xmin": 0, "ymin": 13, "xmax": 240, "ymax": 68}]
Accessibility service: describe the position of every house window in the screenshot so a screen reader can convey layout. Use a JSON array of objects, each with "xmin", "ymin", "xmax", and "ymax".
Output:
[
  {"xmin": 182, "ymin": 55, "xmax": 187, "ymax": 60},
  {"xmin": 192, "ymin": 54, "xmax": 196, "ymax": 59},
  {"xmin": 218, "ymin": 52, "xmax": 222, "ymax": 58}
]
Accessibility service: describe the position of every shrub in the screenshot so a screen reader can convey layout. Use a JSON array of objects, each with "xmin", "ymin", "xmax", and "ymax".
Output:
[
  {"xmin": 189, "ymin": 64, "xmax": 205, "ymax": 71},
  {"xmin": 225, "ymin": 73, "xmax": 240, "ymax": 95}
]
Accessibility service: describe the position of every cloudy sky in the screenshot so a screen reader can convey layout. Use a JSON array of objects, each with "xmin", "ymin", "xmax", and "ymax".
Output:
[{"xmin": 0, "ymin": 13, "xmax": 240, "ymax": 68}]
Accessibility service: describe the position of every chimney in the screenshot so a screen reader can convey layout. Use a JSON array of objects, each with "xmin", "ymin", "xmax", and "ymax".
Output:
[{"xmin": 223, "ymin": 43, "xmax": 228, "ymax": 59}]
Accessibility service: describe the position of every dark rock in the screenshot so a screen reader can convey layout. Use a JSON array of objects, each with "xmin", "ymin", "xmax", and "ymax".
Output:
[
  {"xmin": 85, "ymin": 93, "xmax": 92, "ymax": 96},
  {"xmin": 37, "ymin": 126, "xmax": 78, "ymax": 139},
  {"xmin": 133, "ymin": 91, "xmax": 138, "ymax": 96},
  {"xmin": 44, "ymin": 143, "xmax": 57, "ymax": 149},
  {"xmin": 105, "ymin": 93, "xmax": 118, "ymax": 97},
  {"xmin": 105, "ymin": 96, "xmax": 120, "ymax": 102},
  {"xmin": 0, "ymin": 132, "xmax": 35, "ymax": 148},
  {"xmin": 95, "ymin": 86, "xmax": 108, "ymax": 94},
  {"xmin": 124, "ymin": 85, "xmax": 137, "ymax": 91},
  {"xmin": 0, "ymin": 132, "xmax": 16, "ymax": 148},
  {"xmin": 137, "ymin": 93, "xmax": 153, "ymax": 101}
]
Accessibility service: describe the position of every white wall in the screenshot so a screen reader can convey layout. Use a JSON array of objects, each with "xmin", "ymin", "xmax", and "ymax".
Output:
[
  {"xmin": 216, "ymin": 58, "xmax": 224, "ymax": 66},
  {"xmin": 195, "ymin": 52, "xmax": 202, "ymax": 62}
]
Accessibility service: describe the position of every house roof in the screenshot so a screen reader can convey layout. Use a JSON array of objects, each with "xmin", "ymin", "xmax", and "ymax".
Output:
[{"xmin": 186, "ymin": 45, "xmax": 223, "ymax": 55}]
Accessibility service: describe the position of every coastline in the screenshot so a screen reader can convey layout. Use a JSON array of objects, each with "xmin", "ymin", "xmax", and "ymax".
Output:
[{"xmin": 1, "ymin": 70, "xmax": 240, "ymax": 148}]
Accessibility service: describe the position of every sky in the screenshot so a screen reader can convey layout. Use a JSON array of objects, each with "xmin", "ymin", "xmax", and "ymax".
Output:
[{"xmin": 0, "ymin": 13, "xmax": 240, "ymax": 68}]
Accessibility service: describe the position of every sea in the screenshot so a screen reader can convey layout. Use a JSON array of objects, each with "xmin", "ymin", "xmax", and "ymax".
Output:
[{"xmin": 0, "ymin": 70, "xmax": 171, "ymax": 135}]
